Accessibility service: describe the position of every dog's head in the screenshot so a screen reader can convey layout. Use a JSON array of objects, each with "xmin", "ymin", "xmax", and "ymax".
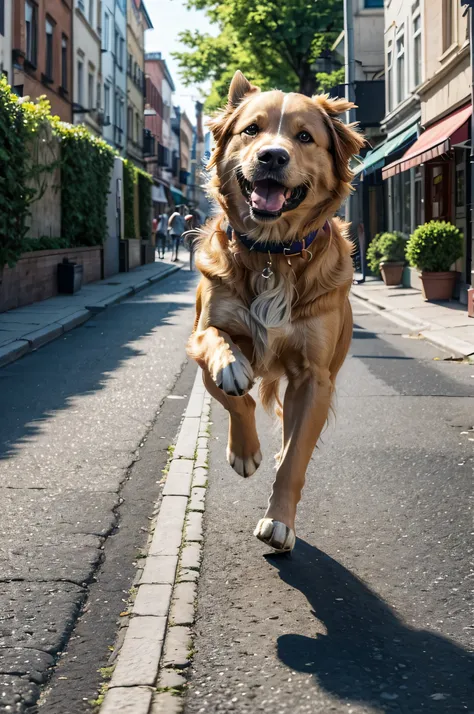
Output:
[{"xmin": 207, "ymin": 71, "xmax": 365, "ymax": 239}]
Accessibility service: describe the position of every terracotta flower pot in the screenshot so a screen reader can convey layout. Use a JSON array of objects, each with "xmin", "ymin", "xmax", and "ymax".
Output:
[
  {"xmin": 380, "ymin": 261, "xmax": 404, "ymax": 286},
  {"xmin": 420, "ymin": 271, "xmax": 456, "ymax": 301}
]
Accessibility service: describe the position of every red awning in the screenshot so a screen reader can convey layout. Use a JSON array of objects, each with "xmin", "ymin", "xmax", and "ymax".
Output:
[{"xmin": 382, "ymin": 104, "xmax": 471, "ymax": 179}]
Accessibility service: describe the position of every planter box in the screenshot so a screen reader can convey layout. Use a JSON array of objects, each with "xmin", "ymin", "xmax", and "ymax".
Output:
[
  {"xmin": 0, "ymin": 246, "xmax": 101, "ymax": 313},
  {"xmin": 125, "ymin": 239, "xmax": 141, "ymax": 271},
  {"xmin": 141, "ymin": 240, "xmax": 155, "ymax": 265}
]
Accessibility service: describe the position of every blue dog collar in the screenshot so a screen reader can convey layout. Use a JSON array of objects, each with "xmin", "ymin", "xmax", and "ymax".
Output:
[{"xmin": 226, "ymin": 221, "xmax": 329, "ymax": 256}]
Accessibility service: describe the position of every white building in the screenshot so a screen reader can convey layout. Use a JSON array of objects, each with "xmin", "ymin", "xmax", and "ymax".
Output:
[
  {"xmin": 73, "ymin": 0, "xmax": 102, "ymax": 135},
  {"xmin": 0, "ymin": 0, "xmax": 12, "ymax": 82},
  {"xmin": 102, "ymin": 0, "xmax": 127, "ymax": 154}
]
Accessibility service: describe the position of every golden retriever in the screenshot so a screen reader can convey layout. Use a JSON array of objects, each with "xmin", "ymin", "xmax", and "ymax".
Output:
[{"xmin": 187, "ymin": 71, "xmax": 365, "ymax": 552}]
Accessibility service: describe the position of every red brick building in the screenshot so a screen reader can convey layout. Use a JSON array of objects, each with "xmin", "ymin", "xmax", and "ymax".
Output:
[{"xmin": 13, "ymin": 0, "xmax": 73, "ymax": 121}]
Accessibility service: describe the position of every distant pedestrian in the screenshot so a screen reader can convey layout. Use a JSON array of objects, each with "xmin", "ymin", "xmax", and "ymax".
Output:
[
  {"xmin": 168, "ymin": 205, "xmax": 188, "ymax": 262},
  {"xmin": 156, "ymin": 212, "xmax": 168, "ymax": 260},
  {"xmin": 184, "ymin": 209, "xmax": 202, "ymax": 271}
]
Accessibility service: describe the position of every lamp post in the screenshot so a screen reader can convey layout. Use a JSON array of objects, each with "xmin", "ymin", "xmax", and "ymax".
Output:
[
  {"xmin": 343, "ymin": 0, "xmax": 356, "ymax": 125},
  {"xmin": 461, "ymin": 1, "xmax": 474, "ymax": 307}
]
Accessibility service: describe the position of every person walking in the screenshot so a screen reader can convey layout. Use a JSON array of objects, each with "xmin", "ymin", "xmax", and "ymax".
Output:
[
  {"xmin": 156, "ymin": 212, "xmax": 168, "ymax": 260},
  {"xmin": 168, "ymin": 205, "xmax": 187, "ymax": 262},
  {"xmin": 184, "ymin": 209, "xmax": 201, "ymax": 271}
]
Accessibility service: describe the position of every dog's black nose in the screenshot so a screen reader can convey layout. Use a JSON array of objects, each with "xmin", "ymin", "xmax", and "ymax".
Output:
[{"xmin": 257, "ymin": 146, "xmax": 290, "ymax": 170}]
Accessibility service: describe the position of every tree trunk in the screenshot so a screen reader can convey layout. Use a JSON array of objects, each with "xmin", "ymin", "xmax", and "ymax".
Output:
[{"xmin": 298, "ymin": 63, "xmax": 317, "ymax": 96}]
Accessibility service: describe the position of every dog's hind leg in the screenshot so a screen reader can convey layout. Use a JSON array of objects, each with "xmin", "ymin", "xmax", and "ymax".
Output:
[{"xmin": 254, "ymin": 365, "xmax": 332, "ymax": 552}]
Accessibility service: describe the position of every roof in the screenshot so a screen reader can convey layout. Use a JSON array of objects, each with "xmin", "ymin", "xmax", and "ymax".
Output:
[
  {"xmin": 141, "ymin": 1, "xmax": 153, "ymax": 29},
  {"xmin": 354, "ymin": 123, "xmax": 418, "ymax": 178}
]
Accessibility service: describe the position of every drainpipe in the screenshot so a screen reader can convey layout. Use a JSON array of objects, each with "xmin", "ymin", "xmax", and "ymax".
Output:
[
  {"xmin": 469, "ymin": 3, "xmax": 474, "ymax": 297},
  {"xmin": 343, "ymin": 0, "xmax": 356, "ymax": 125}
]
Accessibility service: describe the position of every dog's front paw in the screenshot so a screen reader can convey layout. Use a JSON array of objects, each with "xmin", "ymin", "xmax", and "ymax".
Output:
[
  {"xmin": 227, "ymin": 446, "xmax": 262, "ymax": 478},
  {"xmin": 209, "ymin": 342, "xmax": 254, "ymax": 396}
]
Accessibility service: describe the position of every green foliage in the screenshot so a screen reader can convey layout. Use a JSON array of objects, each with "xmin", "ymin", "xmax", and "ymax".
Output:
[
  {"xmin": 0, "ymin": 79, "xmax": 59, "ymax": 267},
  {"xmin": 137, "ymin": 169, "xmax": 153, "ymax": 240},
  {"xmin": 21, "ymin": 236, "xmax": 70, "ymax": 252},
  {"xmin": 367, "ymin": 231, "xmax": 407, "ymax": 276},
  {"xmin": 123, "ymin": 161, "xmax": 153, "ymax": 240},
  {"xmin": 315, "ymin": 67, "xmax": 345, "ymax": 93},
  {"xmin": 0, "ymin": 78, "xmax": 116, "ymax": 268},
  {"xmin": 57, "ymin": 123, "xmax": 115, "ymax": 247},
  {"xmin": 173, "ymin": 0, "xmax": 343, "ymax": 111},
  {"xmin": 406, "ymin": 220, "xmax": 463, "ymax": 272},
  {"xmin": 123, "ymin": 159, "xmax": 138, "ymax": 239}
]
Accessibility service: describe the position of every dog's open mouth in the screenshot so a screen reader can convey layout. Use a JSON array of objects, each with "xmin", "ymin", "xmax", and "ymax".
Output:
[{"xmin": 237, "ymin": 171, "xmax": 308, "ymax": 220}]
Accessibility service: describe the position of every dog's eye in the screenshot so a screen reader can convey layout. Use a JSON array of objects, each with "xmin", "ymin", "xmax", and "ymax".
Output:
[
  {"xmin": 297, "ymin": 131, "xmax": 313, "ymax": 143},
  {"xmin": 243, "ymin": 123, "xmax": 259, "ymax": 136}
]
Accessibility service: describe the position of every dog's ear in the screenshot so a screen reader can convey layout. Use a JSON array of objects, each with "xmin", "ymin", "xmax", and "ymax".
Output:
[
  {"xmin": 313, "ymin": 95, "xmax": 366, "ymax": 184},
  {"xmin": 228, "ymin": 71, "xmax": 259, "ymax": 107}
]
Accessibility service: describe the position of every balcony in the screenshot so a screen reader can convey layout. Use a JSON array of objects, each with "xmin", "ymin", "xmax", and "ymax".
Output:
[{"xmin": 329, "ymin": 80, "xmax": 385, "ymax": 129}]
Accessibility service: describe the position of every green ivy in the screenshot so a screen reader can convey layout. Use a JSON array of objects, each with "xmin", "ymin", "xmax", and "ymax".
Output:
[
  {"xmin": 406, "ymin": 220, "xmax": 463, "ymax": 272},
  {"xmin": 22, "ymin": 236, "xmax": 70, "ymax": 252},
  {"xmin": 0, "ymin": 78, "xmax": 116, "ymax": 267},
  {"xmin": 56, "ymin": 123, "xmax": 115, "ymax": 247},
  {"xmin": 137, "ymin": 169, "xmax": 152, "ymax": 240},
  {"xmin": 0, "ymin": 78, "xmax": 51, "ymax": 267},
  {"xmin": 123, "ymin": 159, "xmax": 138, "ymax": 239},
  {"xmin": 123, "ymin": 161, "xmax": 153, "ymax": 240}
]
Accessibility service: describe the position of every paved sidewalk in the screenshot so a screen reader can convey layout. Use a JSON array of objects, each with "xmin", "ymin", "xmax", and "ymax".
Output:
[
  {"xmin": 0, "ymin": 259, "xmax": 183, "ymax": 368},
  {"xmin": 352, "ymin": 279, "xmax": 474, "ymax": 358}
]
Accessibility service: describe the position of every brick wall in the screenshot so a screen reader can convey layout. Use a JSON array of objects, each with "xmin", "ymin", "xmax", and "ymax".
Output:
[{"xmin": 0, "ymin": 247, "xmax": 101, "ymax": 313}]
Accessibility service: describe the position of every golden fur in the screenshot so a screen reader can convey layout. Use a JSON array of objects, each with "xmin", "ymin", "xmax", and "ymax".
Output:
[{"xmin": 187, "ymin": 71, "xmax": 365, "ymax": 548}]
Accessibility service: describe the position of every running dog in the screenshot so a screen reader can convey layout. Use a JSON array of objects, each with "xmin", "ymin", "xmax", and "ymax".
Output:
[{"xmin": 187, "ymin": 71, "xmax": 365, "ymax": 552}]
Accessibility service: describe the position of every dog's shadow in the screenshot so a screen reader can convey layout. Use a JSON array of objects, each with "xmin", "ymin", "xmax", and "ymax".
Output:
[{"xmin": 267, "ymin": 540, "xmax": 474, "ymax": 712}]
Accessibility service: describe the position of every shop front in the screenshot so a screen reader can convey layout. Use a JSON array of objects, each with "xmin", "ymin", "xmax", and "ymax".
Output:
[{"xmin": 382, "ymin": 104, "xmax": 472, "ymax": 302}]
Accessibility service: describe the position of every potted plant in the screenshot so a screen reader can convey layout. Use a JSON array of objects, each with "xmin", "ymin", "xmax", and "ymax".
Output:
[
  {"xmin": 406, "ymin": 220, "xmax": 463, "ymax": 301},
  {"xmin": 367, "ymin": 231, "xmax": 407, "ymax": 286}
]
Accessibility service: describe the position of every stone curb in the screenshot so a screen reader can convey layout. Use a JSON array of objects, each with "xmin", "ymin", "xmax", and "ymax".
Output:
[
  {"xmin": 99, "ymin": 367, "xmax": 210, "ymax": 714},
  {"xmin": 351, "ymin": 293, "xmax": 474, "ymax": 358},
  {"xmin": 0, "ymin": 264, "xmax": 182, "ymax": 370}
]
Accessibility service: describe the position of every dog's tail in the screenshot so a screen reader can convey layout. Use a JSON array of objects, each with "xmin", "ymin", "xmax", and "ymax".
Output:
[{"xmin": 259, "ymin": 377, "xmax": 283, "ymax": 420}]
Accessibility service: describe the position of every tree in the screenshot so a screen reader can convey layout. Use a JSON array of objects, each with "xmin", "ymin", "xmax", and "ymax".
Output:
[{"xmin": 173, "ymin": 0, "xmax": 344, "ymax": 111}]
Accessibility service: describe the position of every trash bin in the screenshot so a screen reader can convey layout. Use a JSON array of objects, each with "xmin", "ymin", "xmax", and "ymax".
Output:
[{"xmin": 57, "ymin": 258, "xmax": 83, "ymax": 294}]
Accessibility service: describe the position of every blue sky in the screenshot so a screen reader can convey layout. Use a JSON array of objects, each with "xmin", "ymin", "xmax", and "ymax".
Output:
[{"xmin": 145, "ymin": 0, "xmax": 217, "ymax": 122}]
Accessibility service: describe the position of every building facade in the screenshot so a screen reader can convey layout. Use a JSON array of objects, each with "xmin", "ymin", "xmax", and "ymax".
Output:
[
  {"xmin": 72, "ymin": 0, "xmax": 102, "ymax": 135},
  {"xmin": 101, "ymin": 0, "xmax": 127, "ymax": 153},
  {"xmin": 12, "ymin": 0, "xmax": 73, "ymax": 121},
  {"xmin": 0, "ymin": 0, "xmax": 13, "ymax": 81},
  {"xmin": 126, "ymin": 0, "xmax": 152, "ymax": 167}
]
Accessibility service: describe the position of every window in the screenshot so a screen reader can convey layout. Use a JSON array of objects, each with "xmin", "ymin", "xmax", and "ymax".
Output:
[
  {"xmin": 104, "ymin": 83, "xmax": 110, "ymax": 120},
  {"xmin": 135, "ymin": 112, "xmax": 139, "ymax": 143},
  {"xmin": 413, "ymin": 13, "xmax": 422, "ymax": 87},
  {"xmin": 442, "ymin": 0, "xmax": 455, "ymax": 52},
  {"xmin": 88, "ymin": 0, "xmax": 94, "ymax": 26},
  {"xmin": 25, "ymin": 1, "xmax": 37, "ymax": 65},
  {"xmin": 45, "ymin": 18, "xmax": 53, "ymax": 80},
  {"xmin": 396, "ymin": 33, "xmax": 405, "ymax": 105},
  {"xmin": 61, "ymin": 35, "xmax": 68, "ymax": 89},
  {"xmin": 96, "ymin": 81, "xmax": 101, "ymax": 109},
  {"xmin": 128, "ymin": 106, "xmax": 133, "ymax": 138},
  {"xmin": 0, "ymin": 0, "xmax": 5, "ymax": 36},
  {"xmin": 128, "ymin": 53, "xmax": 132, "ymax": 76},
  {"xmin": 77, "ymin": 59, "xmax": 84, "ymax": 105},
  {"xmin": 364, "ymin": 0, "xmax": 383, "ymax": 7},
  {"xmin": 387, "ymin": 42, "xmax": 393, "ymax": 112},
  {"xmin": 88, "ymin": 72, "xmax": 94, "ymax": 109},
  {"xmin": 103, "ymin": 12, "xmax": 109, "ymax": 50}
]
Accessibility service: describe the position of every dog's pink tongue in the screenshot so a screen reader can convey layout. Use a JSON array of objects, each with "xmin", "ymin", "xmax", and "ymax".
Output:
[{"xmin": 251, "ymin": 180, "xmax": 286, "ymax": 213}]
